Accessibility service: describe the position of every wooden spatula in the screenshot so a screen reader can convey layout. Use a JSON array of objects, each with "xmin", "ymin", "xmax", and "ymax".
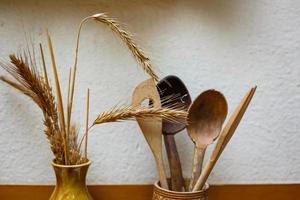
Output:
[
  {"xmin": 192, "ymin": 86, "xmax": 257, "ymax": 191},
  {"xmin": 132, "ymin": 78, "xmax": 169, "ymax": 189}
]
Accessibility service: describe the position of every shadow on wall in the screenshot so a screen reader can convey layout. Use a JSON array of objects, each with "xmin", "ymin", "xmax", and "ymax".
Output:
[
  {"xmin": 3, "ymin": 0, "xmax": 259, "ymax": 44},
  {"xmin": 84, "ymin": 0, "xmax": 257, "ymax": 35},
  {"xmin": 2, "ymin": 0, "xmax": 259, "ymax": 60}
]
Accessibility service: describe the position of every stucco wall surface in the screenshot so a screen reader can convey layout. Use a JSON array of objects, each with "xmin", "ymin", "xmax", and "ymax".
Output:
[{"xmin": 0, "ymin": 0, "xmax": 299, "ymax": 184}]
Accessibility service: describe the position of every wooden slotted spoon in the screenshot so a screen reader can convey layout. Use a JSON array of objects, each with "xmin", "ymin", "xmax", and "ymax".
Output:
[{"xmin": 132, "ymin": 78, "xmax": 169, "ymax": 189}]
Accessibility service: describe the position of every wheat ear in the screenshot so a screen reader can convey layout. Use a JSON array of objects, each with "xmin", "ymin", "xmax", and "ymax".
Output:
[
  {"xmin": 68, "ymin": 13, "xmax": 160, "ymax": 145},
  {"xmin": 72, "ymin": 13, "xmax": 159, "ymax": 82},
  {"xmin": 91, "ymin": 13, "xmax": 159, "ymax": 81},
  {"xmin": 0, "ymin": 54, "xmax": 65, "ymax": 164},
  {"xmin": 0, "ymin": 76, "xmax": 40, "ymax": 106},
  {"xmin": 93, "ymin": 106, "xmax": 187, "ymax": 125}
]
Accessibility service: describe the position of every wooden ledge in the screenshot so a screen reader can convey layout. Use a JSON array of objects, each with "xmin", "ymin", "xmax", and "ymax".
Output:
[{"xmin": 0, "ymin": 184, "xmax": 299, "ymax": 200}]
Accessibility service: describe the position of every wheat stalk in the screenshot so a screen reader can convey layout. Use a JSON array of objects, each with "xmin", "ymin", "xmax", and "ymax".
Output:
[
  {"xmin": 67, "ymin": 13, "xmax": 160, "ymax": 157},
  {"xmin": 66, "ymin": 67, "xmax": 72, "ymax": 157},
  {"xmin": 77, "ymin": 105, "xmax": 187, "ymax": 149},
  {"xmin": 0, "ymin": 54, "xmax": 66, "ymax": 164},
  {"xmin": 93, "ymin": 106, "xmax": 188, "ymax": 125},
  {"xmin": 72, "ymin": 13, "xmax": 159, "ymax": 82},
  {"xmin": 0, "ymin": 14, "xmax": 172, "ymax": 166},
  {"xmin": 39, "ymin": 43, "xmax": 50, "ymax": 87},
  {"xmin": 69, "ymin": 12, "xmax": 160, "ymax": 136},
  {"xmin": 84, "ymin": 88, "xmax": 90, "ymax": 161},
  {"xmin": 91, "ymin": 13, "xmax": 159, "ymax": 81}
]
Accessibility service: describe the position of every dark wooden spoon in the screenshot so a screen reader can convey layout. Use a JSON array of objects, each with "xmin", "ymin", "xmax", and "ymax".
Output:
[{"xmin": 156, "ymin": 75, "xmax": 192, "ymax": 191}]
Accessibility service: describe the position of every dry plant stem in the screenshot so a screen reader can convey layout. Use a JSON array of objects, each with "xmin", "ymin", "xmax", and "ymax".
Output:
[
  {"xmin": 67, "ymin": 17, "xmax": 89, "ymax": 132},
  {"xmin": 47, "ymin": 30, "xmax": 68, "ymax": 165},
  {"xmin": 67, "ymin": 68, "xmax": 72, "ymax": 117},
  {"xmin": 93, "ymin": 106, "xmax": 187, "ymax": 125},
  {"xmin": 39, "ymin": 43, "xmax": 50, "ymax": 87},
  {"xmin": 84, "ymin": 88, "xmax": 90, "ymax": 161},
  {"xmin": 70, "ymin": 13, "xmax": 160, "ymax": 149},
  {"xmin": 78, "ymin": 126, "xmax": 92, "ymax": 152},
  {"xmin": 192, "ymin": 86, "xmax": 257, "ymax": 191},
  {"xmin": 68, "ymin": 17, "xmax": 90, "ymax": 154},
  {"xmin": 66, "ymin": 67, "xmax": 72, "ymax": 144}
]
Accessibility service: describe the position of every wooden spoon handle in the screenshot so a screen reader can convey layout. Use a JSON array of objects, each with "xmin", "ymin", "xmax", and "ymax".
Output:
[
  {"xmin": 189, "ymin": 145, "xmax": 206, "ymax": 191},
  {"xmin": 155, "ymin": 154, "xmax": 169, "ymax": 189},
  {"xmin": 164, "ymin": 134, "xmax": 185, "ymax": 191},
  {"xmin": 192, "ymin": 86, "xmax": 257, "ymax": 191}
]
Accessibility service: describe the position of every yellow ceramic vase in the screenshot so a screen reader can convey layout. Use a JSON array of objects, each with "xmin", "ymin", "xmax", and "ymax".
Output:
[{"xmin": 50, "ymin": 161, "xmax": 93, "ymax": 200}]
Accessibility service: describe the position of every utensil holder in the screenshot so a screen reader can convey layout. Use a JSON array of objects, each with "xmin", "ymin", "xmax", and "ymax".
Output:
[{"xmin": 152, "ymin": 181, "xmax": 209, "ymax": 200}]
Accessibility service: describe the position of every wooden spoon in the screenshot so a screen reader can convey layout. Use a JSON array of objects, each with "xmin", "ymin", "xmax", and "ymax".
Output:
[
  {"xmin": 187, "ymin": 90, "xmax": 228, "ymax": 191},
  {"xmin": 156, "ymin": 75, "xmax": 192, "ymax": 191},
  {"xmin": 132, "ymin": 78, "xmax": 169, "ymax": 189},
  {"xmin": 193, "ymin": 86, "xmax": 257, "ymax": 191}
]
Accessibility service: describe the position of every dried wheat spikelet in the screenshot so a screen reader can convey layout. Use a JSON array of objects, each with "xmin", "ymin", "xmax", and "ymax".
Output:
[
  {"xmin": 0, "ymin": 54, "xmax": 67, "ymax": 164},
  {"xmin": 0, "ymin": 76, "xmax": 40, "ymax": 106},
  {"xmin": 68, "ymin": 124, "xmax": 83, "ymax": 165},
  {"xmin": 93, "ymin": 105, "xmax": 188, "ymax": 125},
  {"xmin": 92, "ymin": 13, "xmax": 159, "ymax": 81},
  {"xmin": 73, "ymin": 13, "xmax": 159, "ymax": 82}
]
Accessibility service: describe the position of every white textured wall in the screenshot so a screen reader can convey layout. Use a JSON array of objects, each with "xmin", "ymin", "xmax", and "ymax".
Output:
[{"xmin": 0, "ymin": 0, "xmax": 299, "ymax": 184}]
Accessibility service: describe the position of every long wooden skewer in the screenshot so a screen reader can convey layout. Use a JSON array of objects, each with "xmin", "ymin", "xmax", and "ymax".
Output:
[
  {"xmin": 193, "ymin": 86, "xmax": 257, "ymax": 191},
  {"xmin": 84, "ymin": 88, "xmax": 90, "ymax": 161}
]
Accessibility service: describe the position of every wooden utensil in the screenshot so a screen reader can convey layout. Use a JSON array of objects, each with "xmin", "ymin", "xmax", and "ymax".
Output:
[
  {"xmin": 156, "ymin": 75, "xmax": 192, "ymax": 191},
  {"xmin": 187, "ymin": 90, "xmax": 228, "ymax": 191},
  {"xmin": 132, "ymin": 78, "xmax": 169, "ymax": 189},
  {"xmin": 192, "ymin": 86, "xmax": 257, "ymax": 191}
]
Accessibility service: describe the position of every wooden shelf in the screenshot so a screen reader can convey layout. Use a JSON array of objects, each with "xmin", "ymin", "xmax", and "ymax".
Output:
[{"xmin": 0, "ymin": 183, "xmax": 298, "ymax": 200}]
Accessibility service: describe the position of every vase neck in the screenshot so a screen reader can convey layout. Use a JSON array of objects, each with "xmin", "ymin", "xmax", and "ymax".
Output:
[{"xmin": 52, "ymin": 163, "xmax": 90, "ymax": 187}]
